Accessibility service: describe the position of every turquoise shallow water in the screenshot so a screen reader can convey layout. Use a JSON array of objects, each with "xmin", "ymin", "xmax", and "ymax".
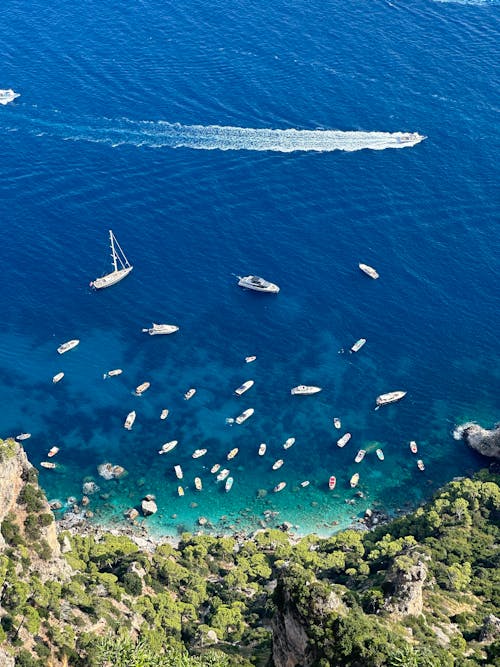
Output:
[{"xmin": 0, "ymin": 0, "xmax": 498, "ymax": 537}]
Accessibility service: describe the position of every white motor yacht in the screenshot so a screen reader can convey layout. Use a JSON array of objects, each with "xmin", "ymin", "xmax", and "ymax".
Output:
[
  {"xmin": 375, "ymin": 391, "xmax": 407, "ymax": 408},
  {"xmin": 142, "ymin": 323, "xmax": 179, "ymax": 335},
  {"xmin": 337, "ymin": 432, "xmax": 351, "ymax": 448},
  {"xmin": 235, "ymin": 380, "xmax": 254, "ymax": 396},
  {"xmin": 350, "ymin": 338, "xmax": 366, "ymax": 353},
  {"xmin": 0, "ymin": 89, "xmax": 20, "ymax": 105},
  {"xmin": 57, "ymin": 339, "xmax": 80, "ymax": 354},
  {"xmin": 237, "ymin": 275, "xmax": 280, "ymax": 293},
  {"xmin": 235, "ymin": 408, "xmax": 254, "ymax": 424},
  {"xmin": 358, "ymin": 263, "xmax": 379, "ymax": 279},
  {"xmin": 158, "ymin": 440, "xmax": 178, "ymax": 455},
  {"xmin": 124, "ymin": 411, "xmax": 136, "ymax": 430},
  {"xmin": 291, "ymin": 385, "xmax": 322, "ymax": 395},
  {"xmin": 52, "ymin": 372, "xmax": 64, "ymax": 384}
]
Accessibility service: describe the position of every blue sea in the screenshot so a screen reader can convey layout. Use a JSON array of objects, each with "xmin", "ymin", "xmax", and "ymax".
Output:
[{"xmin": 0, "ymin": 0, "xmax": 498, "ymax": 538}]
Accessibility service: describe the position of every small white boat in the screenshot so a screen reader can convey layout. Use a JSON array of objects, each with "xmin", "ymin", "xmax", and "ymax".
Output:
[
  {"xmin": 329, "ymin": 476, "xmax": 337, "ymax": 490},
  {"xmin": 273, "ymin": 482, "xmax": 286, "ymax": 493},
  {"xmin": 283, "ymin": 437, "xmax": 295, "ymax": 450},
  {"xmin": 158, "ymin": 440, "xmax": 178, "ymax": 455},
  {"xmin": 194, "ymin": 477, "xmax": 203, "ymax": 491},
  {"xmin": 235, "ymin": 380, "xmax": 254, "ymax": 396},
  {"xmin": 300, "ymin": 480, "xmax": 310, "ymax": 487},
  {"xmin": 135, "ymin": 382, "xmax": 150, "ymax": 396},
  {"xmin": 272, "ymin": 459, "xmax": 284, "ymax": 470},
  {"xmin": 184, "ymin": 388, "xmax": 196, "ymax": 400},
  {"xmin": 0, "ymin": 89, "xmax": 20, "ymax": 105},
  {"xmin": 225, "ymin": 477, "xmax": 234, "ymax": 492},
  {"xmin": 354, "ymin": 449, "xmax": 366, "ymax": 463},
  {"xmin": 337, "ymin": 432, "xmax": 352, "ymax": 448},
  {"xmin": 350, "ymin": 338, "xmax": 366, "ymax": 353},
  {"xmin": 227, "ymin": 448, "xmax": 239, "ymax": 460},
  {"xmin": 16, "ymin": 433, "xmax": 31, "ymax": 441},
  {"xmin": 235, "ymin": 408, "xmax": 254, "ymax": 424},
  {"xmin": 177, "ymin": 485, "xmax": 185, "ymax": 497},
  {"xmin": 376, "ymin": 391, "xmax": 407, "ymax": 408},
  {"xmin": 376, "ymin": 448, "xmax": 385, "ymax": 461},
  {"xmin": 217, "ymin": 468, "xmax": 230, "ymax": 482},
  {"xmin": 47, "ymin": 446, "xmax": 59, "ymax": 458},
  {"xmin": 57, "ymin": 339, "xmax": 80, "ymax": 355},
  {"xmin": 192, "ymin": 448, "xmax": 207, "ymax": 459},
  {"xmin": 53, "ymin": 372, "xmax": 64, "ymax": 384},
  {"xmin": 104, "ymin": 369, "xmax": 123, "ymax": 379},
  {"xmin": 237, "ymin": 275, "xmax": 280, "ymax": 293},
  {"xmin": 397, "ymin": 132, "xmax": 424, "ymax": 144},
  {"xmin": 333, "ymin": 417, "xmax": 341, "ymax": 429},
  {"xmin": 90, "ymin": 230, "xmax": 133, "ymax": 290},
  {"xmin": 210, "ymin": 463, "xmax": 221, "ymax": 474},
  {"xmin": 359, "ymin": 263, "xmax": 379, "ymax": 279},
  {"xmin": 142, "ymin": 323, "xmax": 179, "ymax": 335},
  {"xmin": 417, "ymin": 459, "xmax": 425, "ymax": 471},
  {"xmin": 410, "ymin": 440, "xmax": 418, "ymax": 454},
  {"xmin": 245, "ymin": 355, "xmax": 257, "ymax": 363},
  {"xmin": 174, "ymin": 464, "xmax": 183, "ymax": 480},
  {"xmin": 124, "ymin": 411, "xmax": 136, "ymax": 430},
  {"xmin": 40, "ymin": 461, "xmax": 56, "ymax": 469},
  {"xmin": 258, "ymin": 443, "xmax": 267, "ymax": 456},
  {"xmin": 291, "ymin": 385, "xmax": 322, "ymax": 395},
  {"xmin": 160, "ymin": 409, "xmax": 169, "ymax": 420},
  {"xmin": 350, "ymin": 473, "xmax": 360, "ymax": 488}
]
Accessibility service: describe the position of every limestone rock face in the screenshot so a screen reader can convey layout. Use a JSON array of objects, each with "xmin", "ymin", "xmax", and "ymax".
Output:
[
  {"xmin": 272, "ymin": 587, "xmax": 313, "ymax": 667},
  {"xmin": 384, "ymin": 557, "xmax": 428, "ymax": 618},
  {"xmin": 141, "ymin": 498, "xmax": 158, "ymax": 516},
  {"xmin": 458, "ymin": 422, "xmax": 500, "ymax": 460},
  {"xmin": 0, "ymin": 647, "xmax": 14, "ymax": 667}
]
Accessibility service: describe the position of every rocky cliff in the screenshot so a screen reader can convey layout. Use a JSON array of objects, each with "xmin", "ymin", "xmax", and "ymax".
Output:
[{"xmin": 457, "ymin": 422, "xmax": 500, "ymax": 461}]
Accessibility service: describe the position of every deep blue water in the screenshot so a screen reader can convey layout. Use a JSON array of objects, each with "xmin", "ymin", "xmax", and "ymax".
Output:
[{"xmin": 0, "ymin": 0, "xmax": 498, "ymax": 537}]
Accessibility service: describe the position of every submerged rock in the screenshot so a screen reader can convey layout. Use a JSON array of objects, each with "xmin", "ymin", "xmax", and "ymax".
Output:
[
  {"xmin": 98, "ymin": 462, "xmax": 127, "ymax": 480},
  {"xmin": 456, "ymin": 422, "xmax": 500, "ymax": 460}
]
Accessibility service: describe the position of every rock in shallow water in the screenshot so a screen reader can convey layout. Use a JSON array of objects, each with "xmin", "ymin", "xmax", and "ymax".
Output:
[{"xmin": 457, "ymin": 422, "xmax": 500, "ymax": 460}]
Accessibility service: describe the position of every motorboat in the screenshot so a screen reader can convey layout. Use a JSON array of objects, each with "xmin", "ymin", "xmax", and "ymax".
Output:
[
  {"xmin": 300, "ymin": 480, "xmax": 310, "ymax": 487},
  {"xmin": 235, "ymin": 408, "xmax": 254, "ymax": 424},
  {"xmin": 177, "ymin": 486, "xmax": 185, "ymax": 496},
  {"xmin": 354, "ymin": 449, "xmax": 366, "ymax": 463},
  {"xmin": 210, "ymin": 463, "xmax": 221, "ymax": 474},
  {"xmin": 397, "ymin": 132, "xmax": 423, "ymax": 144},
  {"xmin": 376, "ymin": 448, "xmax": 385, "ymax": 461},
  {"xmin": 272, "ymin": 459, "xmax": 284, "ymax": 470},
  {"xmin": 192, "ymin": 448, "xmax": 207, "ymax": 459},
  {"xmin": 194, "ymin": 477, "xmax": 202, "ymax": 491},
  {"xmin": 158, "ymin": 440, "xmax": 178, "ymax": 455},
  {"xmin": 350, "ymin": 473, "xmax": 359, "ymax": 488},
  {"xmin": 375, "ymin": 391, "xmax": 407, "ymax": 408},
  {"xmin": 135, "ymin": 382, "xmax": 150, "ymax": 396},
  {"xmin": 291, "ymin": 385, "xmax": 322, "ymax": 395},
  {"xmin": 160, "ymin": 409, "xmax": 169, "ymax": 420},
  {"xmin": 328, "ymin": 476, "xmax": 336, "ymax": 490},
  {"xmin": 142, "ymin": 323, "xmax": 179, "ymax": 335},
  {"xmin": 52, "ymin": 372, "xmax": 64, "ymax": 384},
  {"xmin": 417, "ymin": 459, "xmax": 425, "ymax": 471},
  {"xmin": 237, "ymin": 275, "xmax": 280, "ymax": 293},
  {"xmin": 235, "ymin": 380, "xmax": 254, "ymax": 396},
  {"xmin": 104, "ymin": 369, "xmax": 123, "ymax": 379},
  {"xmin": 358, "ymin": 263, "xmax": 379, "ymax": 279},
  {"xmin": 350, "ymin": 338, "xmax": 366, "ymax": 353},
  {"xmin": 124, "ymin": 411, "xmax": 136, "ymax": 430},
  {"xmin": 40, "ymin": 461, "xmax": 56, "ymax": 469},
  {"xmin": 333, "ymin": 417, "xmax": 341, "ymax": 429},
  {"xmin": 410, "ymin": 441, "xmax": 418, "ymax": 454},
  {"xmin": 57, "ymin": 339, "xmax": 80, "ymax": 354},
  {"xmin": 174, "ymin": 465, "xmax": 183, "ymax": 480},
  {"xmin": 227, "ymin": 448, "xmax": 239, "ymax": 460},
  {"xmin": 225, "ymin": 477, "xmax": 234, "ymax": 492},
  {"xmin": 90, "ymin": 230, "xmax": 133, "ymax": 290},
  {"xmin": 0, "ymin": 89, "xmax": 20, "ymax": 105},
  {"xmin": 184, "ymin": 388, "xmax": 196, "ymax": 400},
  {"xmin": 245, "ymin": 356, "xmax": 257, "ymax": 363},
  {"xmin": 47, "ymin": 446, "xmax": 59, "ymax": 458},
  {"xmin": 283, "ymin": 437, "xmax": 295, "ymax": 450},
  {"xmin": 16, "ymin": 433, "xmax": 31, "ymax": 441},
  {"xmin": 337, "ymin": 432, "xmax": 351, "ymax": 448},
  {"xmin": 258, "ymin": 443, "xmax": 267, "ymax": 456},
  {"xmin": 273, "ymin": 482, "xmax": 286, "ymax": 493},
  {"xmin": 216, "ymin": 468, "xmax": 230, "ymax": 482}
]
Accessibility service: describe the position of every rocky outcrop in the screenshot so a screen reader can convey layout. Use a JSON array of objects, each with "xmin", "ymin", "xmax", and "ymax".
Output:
[
  {"xmin": 384, "ymin": 556, "xmax": 428, "ymax": 618},
  {"xmin": 272, "ymin": 586, "xmax": 313, "ymax": 667},
  {"xmin": 141, "ymin": 495, "xmax": 158, "ymax": 516},
  {"xmin": 456, "ymin": 422, "xmax": 500, "ymax": 460}
]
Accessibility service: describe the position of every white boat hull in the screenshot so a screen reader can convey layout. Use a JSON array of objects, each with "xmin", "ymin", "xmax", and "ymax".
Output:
[{"xmin": 91, "ymin": 267, "xmax": 133, "ymax": 290}]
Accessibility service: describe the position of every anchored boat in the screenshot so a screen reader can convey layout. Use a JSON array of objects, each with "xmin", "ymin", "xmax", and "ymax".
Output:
[
  {"xmin": 227, "ymin": 448, "xmax": 239, "ymax": 460},
  {"xmin": 375, "ymin": 391, "xmax": 407, "ymax": 408},
  {"xmin": 273, "ymin": 482, "xmax": 286, "ymax": 493},
  {"xmin": 235, "ymin": 380, "xmax": 254, "ymax": 396},
  {"xmin": 283, "ymin": 437, "xmax": 295, "ymax": 449},
  {"xmin": 124, "ymin": 411, "xmax": 136, "ymax": 430},
  {"xmin": 237, "ymin": 275, "xmax": 280, "ymax": 293},
  {"xmin": 328, "ymin": 476, "xmax": 336, "ymax": 490},
  {"xmin": 354, "ymin": 449, "xmax": 366, "ymax": 463},
  {"xmin": 90, "ymin": 230, "xmax": 133, "ymax": 290},
  {"xmin": 52, "ymin": 372, "xmax": 64, "ymax": 384},
  {"xmin": 142, "ymin": 323, "xmax": 179, "ymax": 335},
  {"xmin": 291, "ymin": 385, "xmax": 322, "ymax": 395},
  {"xmin": 337, "ymin": 432, "xmax": 351, "ymax": 448},
  {"xmin": 350, "ymin": 338, "xmax": 366, "ymax": 353},
  {"xmin": 57, "ymin": 339, "xmax": 79, "ymax": 354},
  {"xmin": 272, "ymin": 459, "xmax": 284, "ymax": 470},
  {"xmin": 158, "ymin": 440, "xmax": 178, "ymax": 455},
  {"xmin": 235, "ymin": 408, "xmax": 254, "ymax": 424},
  {"xmin": 350, "ymin": 473, "xmax": 360, "ymax": 488},
  {"xmin": 184, "ymin": 388, "xmax": 196, "ymax": 400},
  {"xmin": 358, "ymin": 263, "xmax": 379, "ymax": 279},
  {"xmin": 135, "ymin": 382, "xmax": 150, "ymax": 396},
  {"xmin": 258, "ymin": 443, "xmax": 267, "ymax": 456}
]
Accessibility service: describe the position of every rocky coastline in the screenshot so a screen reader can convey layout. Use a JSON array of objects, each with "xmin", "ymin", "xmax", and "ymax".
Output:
[{"xmin": 455, "ymin": 421, "xmax": 500, "ymax": 461}]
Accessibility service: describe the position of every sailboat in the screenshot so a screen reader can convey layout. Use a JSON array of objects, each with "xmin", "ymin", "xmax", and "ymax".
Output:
[{"xmin": 90, "ymin": 230, "xmax": 133, "ymax": 289}]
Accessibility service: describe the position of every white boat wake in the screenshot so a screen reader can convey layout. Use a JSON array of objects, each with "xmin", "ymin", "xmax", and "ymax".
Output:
[{"xmin": 433, "ymin": 0, "xmax": 498, "ymax": 4}]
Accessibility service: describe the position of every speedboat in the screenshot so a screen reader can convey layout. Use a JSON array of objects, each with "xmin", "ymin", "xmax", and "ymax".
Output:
[
  {"xmin": 358, "ymin": 263, "xmax": 379, "ymax": 279},
  {"xmin": 174, "ymin": 464, "xmax": 183, "ymax": 479},
  {"xmin": 337, "ymin": 432, "xmax": 351, "ymax": 448},
  {"xmin": 160, "ymin": 409, "xmax": 169, "ymax": 420},
  {"xmin": 235, "ymin": 408, "xmax": 254, "ymax": 424},
  {"xmin": 227, "ymin": 448, "xmax": 239, "ymax": 460},
  {"xmin": 410, "ymin": 440, "xmax": 418, "ymax": 454},
  {"xmin": 192, "ymin": 448, "xmax": 207, "ymax": 459},
  {"xmin": 290, "ymin": 385, "xmax": 322, "ymax": 395},
  {"xmin": 142, "ymin": 323, "xmax": 179, "ymax": 335},
  {"xmin": 184, "ymin": 388, "xmax": 196, "ymax": 400},
  {"xmin": 300, "ymin": 480, "xmax": 310, "ymax": 487},
  {"xmin": 376, "ymin": 448, "xmax": 385, "ymax": 461},
  {"xmin": 375, "ymin": 391, "xmax": 407, "ymax": 408},
  {"xmin": 124, "ymin": 411, "xmax": 136, "ymax": 430},
  {"xmin": 258, "ymin": 443, "xmax": 267, "ymax": 456},
  {"xmin": 52, "ymin": 372, "xmax": 64, "ymax": 384},
  {"xmin": 40, "ymin": 461, "xmax": 56, "ymax": 469},
  {"xmin": 135, "ymin": 382, "xmax": 150, "ymax": 396},
  {"xmin": 47, "ymin": 446, "xmax": 59, "ymax": 458},
  {"xmin": 333, "ymin": 417, "xmax": 341, "ymax": 429},
  {"xmin": 177, "ymin": 486, "xmax": 185, "ymax": 496},
  {"xmin": 417, "ymin": 459, "xmax": 425, "ymax": 471},
  {"xmin": 194, "ymin": 477, "xmax": 202, "ymax": 491},
  {"xmin": 350, "ymin": 473, "xmax": 359, "ymax": 488},
  {"xmin": 272, "ymin": 459, "xmax": 284, "ymax": 470},
  {"xmin": 273, "ymin": 482, "xmax": 286, "ymax": 493},
  {"xmin": 225, "ymin": 477, "xmax": 234, "ymax": 492},
  {"xmin": 217, "ymin": 468, "xmax": 230, "ymax": 482},
  {"xmin": 16, "ymin": 433, "xmax": 31, "ymax": 441},
  {"xmin": 0, "ymin": 89, "xmax": 20, "ymax": 105},
  {"xmin": 158, "ymin": 440, "xmax": 178, "ymax": 455},
  {"xmin": 397, "ymin": 132, "xmax": 423, "ymax": 144},
  {"xmin": 237, "ymin": 275, "xmax": 280, "ymax": 293},
  {"xmin": 283, "ymin": 437, "xmax": 295, "ymax": 449},
  {"xmin": 350, "ymin": 338, "xmax": 366, "ymax": 353},
  {"xmin": 328, "ymin": 476, "xmax": 336, "ymax": 490},
  {"xmin": 245, "ymin": 356, "xmax": 257, "ymax": 363},
  {"xmin": 354, "ymin": 449, "xmax": 366, "ymax": 463},
  {"xmin": 235, "ymin": 380, "xmax": 254, "ymax": 396},
  {"xmin": 210, "ymin": 463, "xmax": 221, "ymax": 474},
  {"xmin": 57, "ymin": 339, "xmax": 80, "ymax": 354},
  {"xmin": 104, "ymin": 369, "xmax": 123, "ymax": 379}
]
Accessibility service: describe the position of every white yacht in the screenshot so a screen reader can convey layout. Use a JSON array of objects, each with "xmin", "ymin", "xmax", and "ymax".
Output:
[
  {"xmin": 174, "ymin": 465, "xmax": 183, "ymax": 479},
  {"xmin": 103, "ymin": 369, "xmax": 123, "ymax": 379},
  {"xmin": 235, "ymin": 380, "xmax": 254, "ymax": 396},
  {"xmin": 350, "ymin": 338, "xmax": 366, "ymax": 353},
  {"xmin": 245, "ymin": 356, "xmax": 257, "ymax": 363},
  {"xmin": 160, "ymin": 409, "xmax": 169, "ymax": 420},
  {"xmin": 57, "ymin": 339, "xmax": 80, "ymax": 354},
  {"xmin": 336, "ymin": 432, "xmax": 351, "ymax": 448},
  {"xmin": 216, "ymin": 468, "xmax": 230, "ymax": 482},
  {"xmin": 142, "ymin": 323, "xmax": 179, "ymax": 335},
  {"xmin": 90, "ymin": 230, "xmax": 133, "ymax": 289},
  {"xmin": 283, "ymin": 437, "xmax": 295, "ymax": 450},
  {"xmin": 375, "ymin": 391, "xmax": 407, "ymax": 408},
  {"xmin": 0, "ymin": 89, "xmax": 20, "ymax": 105},
  {"xmin": 52, "ymin": 372, "xmax": 64, "ymax": 384},
  {"xmin": 359, "ymin": 263, "xmax": 379, "ymax": 279},
  {"xmin": 158, "ymin": 440, "xmax": 178, "ymax": 455},
  {"xmin": 124, "ymin": 411, "xmax": 136, "ymax": 430},
  {"xmin": 258, "ymin": 443, "xmax": 267, "ymax": 456},
  {"xmin": 272, "ymin": 459, "xmax": 284, "ymax": 470},
  {"xmin": 16, "ymin": 433, "xmax": 31, "ymax": 441},
  {"xmin": 237, "ymin": 275, "xmax": 280, "ymax": 293},
  {"xmin": 192, "ymin": 448, "xmax": 207, "ymax": 459},
  {"xmin": 354, "ymin": 449, "xmax": 366, "ymax": 463},
  {"xmin": 290, "ymin": 385, "xmax": 322, "ymax": 395},
  {"xmin": 235, "ymin": 408, "xmax": 254, "ymax": 424},
  {"xmin": 227, "ymin": 448, "xmax": 239, "ymax": 460},
  {"xmin": 273, "ymin": 482, "xmax": 286, "ymax": 493},
  {"xmin": 333, "ymin": 417, "xmax": 342, "ymax": 429},
  {"xmin": 135, "ymin": 382, "xmax": 150, "ymax": 396},
  {"xmin": 184, "ymin": 388, "xmax": 196, "ymax": 400}
]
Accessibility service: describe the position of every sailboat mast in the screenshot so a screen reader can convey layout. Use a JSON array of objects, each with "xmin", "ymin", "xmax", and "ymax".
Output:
[{"xmin": 109, "ymin": 230, "xmax": 118, "ymax": 272}]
